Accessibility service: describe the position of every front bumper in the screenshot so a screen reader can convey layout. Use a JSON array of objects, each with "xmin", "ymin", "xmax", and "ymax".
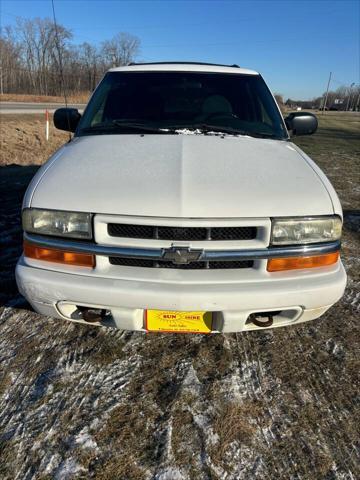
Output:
[{"xmin": 16, "ymin": 256, "xmax": 347, "ymax": 332}]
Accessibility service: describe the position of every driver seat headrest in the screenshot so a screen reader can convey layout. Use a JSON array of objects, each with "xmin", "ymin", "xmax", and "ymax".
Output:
[{"xmin": 202, "ymin": 95, "xmax": 232, "ymax": 114}]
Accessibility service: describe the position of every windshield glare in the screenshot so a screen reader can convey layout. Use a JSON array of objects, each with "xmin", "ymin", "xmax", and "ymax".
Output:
[{"xmin": 78, "ymin": 71, "xmax": 287, "ymax": 139}]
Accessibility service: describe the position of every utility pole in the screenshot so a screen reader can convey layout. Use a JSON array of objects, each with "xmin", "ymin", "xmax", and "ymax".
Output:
[
  {"xmin": 355, "ymin": 91, "xmax": 360, "ymax": 112},
  {"xmin": 322, "ymin": 71, "xmax": 332, "ymax": 114},
  {"xmin": 0, "ymin": 64, "xmax": 3, "ymax": 95}
]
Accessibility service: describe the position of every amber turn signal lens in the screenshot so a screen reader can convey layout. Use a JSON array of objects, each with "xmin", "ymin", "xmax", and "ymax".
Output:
[
  {"xmin": 267, "ymin": 251, "xmax": 339, "ymax": 272},
  {"xmin": 24, "ymin": 241, "xmax": 95, "ymax": 267}
]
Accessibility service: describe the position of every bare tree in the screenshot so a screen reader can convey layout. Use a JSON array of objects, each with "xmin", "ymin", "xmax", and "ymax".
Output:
[
  {"xmin": 0, "ymin": 27, "xmax": 22, "ymax": 93},
  {"xmin": 14, "ymin": 17, "xmax": 72, "ymax": 95},
  {"xmin": 274, "ymin": 93, "xmax": 285, "ymax": 113},
  {"xmin": 79, "ymin": 42, "xmax": 100, "ymax": 91},
  {"xmin": 101, "ymin": 32, "xmax": 140, "ymax": 67}
]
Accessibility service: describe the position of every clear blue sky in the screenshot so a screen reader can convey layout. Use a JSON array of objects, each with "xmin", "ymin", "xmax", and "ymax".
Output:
[{"xmin": 1, "ymin": 0, "xmax": 359, "ymax": 99}]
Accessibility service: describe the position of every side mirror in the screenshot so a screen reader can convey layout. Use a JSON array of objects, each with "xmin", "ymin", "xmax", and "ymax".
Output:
[
  {"xmin": 54, "ymin": 108, "xmax": 81, "ymax": 133},
  {"xmin": 284, "ymin": 112, "xmax": 318, "ymax": 136}
]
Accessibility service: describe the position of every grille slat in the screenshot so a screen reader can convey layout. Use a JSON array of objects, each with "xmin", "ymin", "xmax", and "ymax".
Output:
[
  {"xmin": 109, "ymin": 257, "xmax": 253, "ymax": 270},
  {"xmin": 210, "ymin": 227, "xmax": 256, "ymax": 241},
  {"xmin": 108, "ymin": 224, "xmax": 154, "ymax": 239},
  {"xmin": 108, "ymin": 224, "xmax": 256, "ymax": 241},
  {"xmin": 157, "ymin": 226, "xmax": 205, "ymax": 241}
]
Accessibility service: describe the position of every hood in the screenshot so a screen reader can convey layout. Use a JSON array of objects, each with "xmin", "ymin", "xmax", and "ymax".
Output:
[{"xmin": 30, "ymin": 134, "xmax": 333, "ymax": 218}]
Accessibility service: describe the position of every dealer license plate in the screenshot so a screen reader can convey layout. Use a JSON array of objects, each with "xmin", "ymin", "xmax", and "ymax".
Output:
[{"xmin": 145, "ymin": 310, "xmax": 212, "ymax": 333}]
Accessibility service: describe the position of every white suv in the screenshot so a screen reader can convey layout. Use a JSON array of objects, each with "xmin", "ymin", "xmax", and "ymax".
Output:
[{"xmin": 16, "ymin": 62, "xmax": 346, "ymax": 333}]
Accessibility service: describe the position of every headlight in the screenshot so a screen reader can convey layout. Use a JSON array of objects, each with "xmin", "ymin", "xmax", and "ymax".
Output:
[
  {"xmin": 271, "ymin": 216, "xmax": 342, "ymax": 245},
  {"xmin": 22, "ymin": 208, "xmax": 92, "ymax": 239}
]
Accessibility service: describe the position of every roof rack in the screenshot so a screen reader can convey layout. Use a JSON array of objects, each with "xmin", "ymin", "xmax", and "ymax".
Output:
[{"xmin": 128, "ymin": 61, "xmax": 240, "ymax": 68}]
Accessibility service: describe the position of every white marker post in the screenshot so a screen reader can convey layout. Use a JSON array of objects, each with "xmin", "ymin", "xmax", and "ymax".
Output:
[{"xmin": 45, "ymin": 109, "xmax": 49, "ymax": 141}]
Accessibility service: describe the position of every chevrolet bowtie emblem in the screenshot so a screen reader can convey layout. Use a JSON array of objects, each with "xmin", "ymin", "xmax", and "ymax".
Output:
[{"xmin": 162, "ymin": 246, "xmax": 204, "ymax": 265}]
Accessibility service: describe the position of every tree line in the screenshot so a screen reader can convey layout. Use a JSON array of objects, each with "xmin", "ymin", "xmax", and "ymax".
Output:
[
  {"xmin": 0, "ymin": 17, "xmax": 141, "ymax": 96},
  {"xmin": 284, "ymin": 84, "xmax": 360, "ymax": 111}
]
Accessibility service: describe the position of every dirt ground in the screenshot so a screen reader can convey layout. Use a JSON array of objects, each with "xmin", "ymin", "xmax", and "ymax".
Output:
[
  {"xmin": 0, "ymin": 92, "xmax": 90, "ymax": 104},
  {"xmin": 0, "ymin": 114, "xmax": 69, "ymax": 166},
  {"xmin": 0, "ymin": 113, "xmax": 359, "ymax": 480}
]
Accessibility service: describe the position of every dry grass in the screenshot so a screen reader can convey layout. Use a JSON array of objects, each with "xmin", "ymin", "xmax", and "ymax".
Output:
[
  {"xmin": 170, "ymin": 408, "xmax": 205, "ymax": 476},
  {"xmin": 0, "ymin": 114, "xmax": 68, "ymax": 166},
  {"xmin": 212, "ymin": 401, "xmax": 260, "ymax": 449},
  {"xmin": 0, "ymin": 373, "xmax": 12, "ymax": 398},
  {"xmin": 0, "ymin": 440, "xmax": 18, "ymax": 479},
  {"xmin": 93, "ymin": 397, "xmax": 158, "ymax": 479},
  {"xmin": 0, "ymin": 92, "xmax": 90, "ymax": 103}
]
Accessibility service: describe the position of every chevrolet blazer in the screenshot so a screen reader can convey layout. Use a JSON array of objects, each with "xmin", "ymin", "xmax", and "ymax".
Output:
[{"xmin": 16, "ymin": 62, "xmax": 347, "ymax": 333}]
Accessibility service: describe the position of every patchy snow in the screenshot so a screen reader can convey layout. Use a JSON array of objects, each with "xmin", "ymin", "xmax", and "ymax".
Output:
[
  {"xmin": 182, "ymin": 364, "xmax": 202, "ymax": 392},
  {"xmin": 54, "ymin": 458, "xmax": 85, "ymax": 480},
  {"xmin": 43, "ymin": 453, "xmax": 62, "ymax": 475},
  {"xmin": 154, "ymin": 467, "xmax": 187, "ymax": 480},
  {"xmin": 170, "ymin": 128, "xmax": 253, "ymax": 138},
  {"xmin": 73, "ymin": 428, "xmax": 98, "ymax": 450},
  {"xmin": 343, "ymin": 286, "xmax": 360, "ymax": 311}
]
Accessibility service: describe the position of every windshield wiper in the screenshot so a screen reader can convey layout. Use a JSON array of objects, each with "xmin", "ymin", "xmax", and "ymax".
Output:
[
  {"xmin": 244, "ymin": 131, "xmax": 281, "ymax": 139},
  {"xmin": 80, "ymin": 121, "xmax": 178, "ymax": 134}
]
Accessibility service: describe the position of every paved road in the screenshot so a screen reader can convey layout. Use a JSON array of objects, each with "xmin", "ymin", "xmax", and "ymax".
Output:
[{"xmin": 0, "ymin": 101, "xmax": 86, "ymax": 114}]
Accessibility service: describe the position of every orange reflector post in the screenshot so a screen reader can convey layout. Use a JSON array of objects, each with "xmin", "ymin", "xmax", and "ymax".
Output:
[
  {"xmin": 267, "ymin": 251, "xmax": 339, "ymax": 272},
  {"xmin": 24, "ymin": 241, "xmax": 95, "ymax": 267}
]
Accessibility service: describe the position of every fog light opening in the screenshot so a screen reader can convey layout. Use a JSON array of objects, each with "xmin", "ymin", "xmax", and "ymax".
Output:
[
  {"xmin": 78, "ymin": 307, "xmax": 107, "ymax": 323},
  {"xmin": 247, "ymin": 311, "xmax": 282, "ymax": 328},
  {"xmin": 252, "ymin": 315, "xmax": 273, "ymax": 328},
  {"xmin": 246, "ymin": 308, "xmax": 303, "ymax": 328}
]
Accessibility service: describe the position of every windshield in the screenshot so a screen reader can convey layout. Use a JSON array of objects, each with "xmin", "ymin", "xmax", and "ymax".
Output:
[{"xmin": 78, "ymin": 71, "xmax": 287, "ymax": 139}]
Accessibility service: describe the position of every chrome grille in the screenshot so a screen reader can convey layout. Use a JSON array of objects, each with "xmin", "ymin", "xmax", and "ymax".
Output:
[{"xmin": 108, "ymin": 224, "xmax": 256, "ymax": 241}]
